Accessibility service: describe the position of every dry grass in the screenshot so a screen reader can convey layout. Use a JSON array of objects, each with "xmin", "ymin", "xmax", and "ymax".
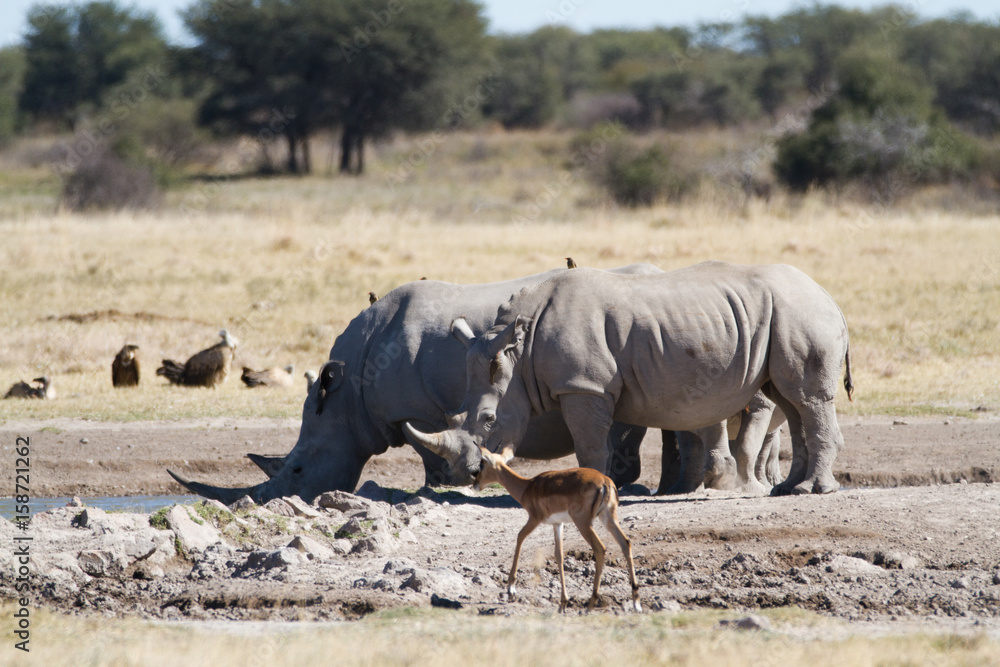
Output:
[
  {"xmin": 0, "ymin": 130, "xmax": 997, "ymax": 421},
  {"xmin": 2, "ymin": 604, "xmax": 998, "ymax": 666}
]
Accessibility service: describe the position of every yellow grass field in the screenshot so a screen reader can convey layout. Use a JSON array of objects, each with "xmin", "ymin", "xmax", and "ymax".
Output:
[
  {"xmin": 1, "ymin": 130, "xmax": 998, "ymax": 422},
  {"xmin": 3, "ymin": 604, "xmax": 999, "ymax": 667}
]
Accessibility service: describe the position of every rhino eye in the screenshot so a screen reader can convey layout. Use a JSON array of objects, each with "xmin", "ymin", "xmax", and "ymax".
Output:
[{"xmin": 481, "ymin": 411, "xmax": 496, "ymax": 430}]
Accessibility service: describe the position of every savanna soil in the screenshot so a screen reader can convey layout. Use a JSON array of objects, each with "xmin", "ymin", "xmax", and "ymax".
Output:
[{"xmin": 2, "ymin": 415, "xmax": 1000, "ymax": 634}]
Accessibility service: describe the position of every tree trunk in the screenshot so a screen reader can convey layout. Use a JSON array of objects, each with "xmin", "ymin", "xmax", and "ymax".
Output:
[
  {"xmin": 286, "ymin": 128, "xmax": 299, "ymax": 174},
  {"xmin": 301, "ymin": 133, "xmax": 312, "ymax": 175},
  {"xmin": 339, "ymin": 125, "xmax": 364, "ymax": 175}
]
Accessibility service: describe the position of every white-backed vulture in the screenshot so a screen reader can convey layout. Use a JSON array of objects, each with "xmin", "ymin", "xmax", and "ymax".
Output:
[
  {"xmin": 4, "ymin": 376, "xmax": 52, "ymax": 399},
  {"xmin": 241, "ymin": 364, "xmax": 294, "ymax": 389},
  {"xmin": 156, "ymin": 329, "xmax": 237, "ymax": 388},
  {"xmin": 304, "ymin": 370, "xmax": 317, "ymax": 392},
  {"xmin": 112, "ymin": 344, "xmax": 140, "ymax": 387}
]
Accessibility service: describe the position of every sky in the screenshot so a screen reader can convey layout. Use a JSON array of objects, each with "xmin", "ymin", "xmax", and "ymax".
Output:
[{"xmin": 1, "ymin": 0, "xmax": 998, "ymax": 48}]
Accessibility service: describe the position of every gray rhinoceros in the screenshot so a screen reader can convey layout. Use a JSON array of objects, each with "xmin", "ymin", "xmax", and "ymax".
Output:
[
  {"xmin": 168, "ymin": 266, "xmax": 659, "ymax": 505},
  {"xmin": 406, "ymin": 261, "xmax": 853, "ymax": 496}
]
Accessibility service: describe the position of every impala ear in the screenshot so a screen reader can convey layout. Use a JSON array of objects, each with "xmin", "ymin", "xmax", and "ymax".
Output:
[
  {"xmin": 499, "ymin": 445, "xmax": 515, "ymax": 464},
  {"xmin": 316, "ymin": 360, "xmax": 345, "ymax": 415}
]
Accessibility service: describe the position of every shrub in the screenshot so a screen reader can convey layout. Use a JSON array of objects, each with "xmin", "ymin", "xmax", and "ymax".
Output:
[
  {"xmin": 61, "ymin": 146, "xmax": 159, "ymax": 211},
  {"xmin": 572, "ymin": 125, "xmax": 698, "ymax": 207}
]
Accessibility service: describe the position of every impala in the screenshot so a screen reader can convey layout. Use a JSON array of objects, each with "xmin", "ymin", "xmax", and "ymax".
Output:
[{"xmin": 473, "ymin": 446, "xmax": 641, "ymax": 612}]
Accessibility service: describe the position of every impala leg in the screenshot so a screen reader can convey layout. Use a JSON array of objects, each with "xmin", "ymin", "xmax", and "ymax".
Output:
[
  {"xmin": 553, "ymin": 523, "xmax": 568, "ymax": 612},
  {"xmin": 573, "ymin": 518, "xmax": 606, "ymax": 610},
  {"xmin": 601, "ymin": 506, "xmax": 641, "ymax": 612},
  {"xmin": 509, "ymin": 517, "xmax": 540, "ymax": 601}
]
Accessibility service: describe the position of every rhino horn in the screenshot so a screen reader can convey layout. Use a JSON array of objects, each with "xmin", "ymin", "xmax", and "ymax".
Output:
[
  {"xmin": 167, "ymin": 469, "xmax": 274, "ymax": 506},
  {"xmin": 246, "ymin": 453, "xmax": 285, "ymax": 479},
  {"xmin": 403, "ymin": 422, "xmax": 459, "ymax": 461},
  {"xmin": 451, "ymin": 317, "xmax": 476, "ymax": 349}
]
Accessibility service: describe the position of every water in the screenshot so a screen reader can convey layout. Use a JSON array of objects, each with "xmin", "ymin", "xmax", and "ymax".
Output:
[{"xmin": 0, "ymin": 494, "xmax": 200, "ymax": 521}]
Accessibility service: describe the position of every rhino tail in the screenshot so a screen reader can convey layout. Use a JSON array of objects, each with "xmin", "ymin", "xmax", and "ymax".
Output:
[{"xmin": 844, "ymin": 345, "xmax": 854, "ymax": 402}]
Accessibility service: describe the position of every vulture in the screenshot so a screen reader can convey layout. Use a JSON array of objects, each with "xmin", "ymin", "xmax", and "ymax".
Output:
[
  {"xmin": 241, "ymin": 364, "xmax": 295, "ymax": 389},
  {"xmin": 368, "ymin": 291, "xmax": 378, "ymax": 306},
  {"xmin": 566, "ymin": 257, "xmax": 578, "ymax": 269},
  {"xmin": 156, "ymin": 329, "xmax": 238, "ymax": 388},
  {"xmin": 4, "ymin": 376, "xmax": 52, "ymax": 399},
  {"xmin": 112, "ymin": 344, "xmax": 140, "ymax": 387},
  {"xmin": 304, "ymin": 370, "xmax": 318, "ymax": 392}
]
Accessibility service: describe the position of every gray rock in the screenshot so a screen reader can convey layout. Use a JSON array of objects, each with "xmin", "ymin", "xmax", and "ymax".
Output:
[
  {"xmin": 993, "ymin": 571, "xmax": 1000, "ymax": 586},
  {"xmin": 825, "ymin": 555, "xmax": 883, "ymax": 575},
  {"xmin": 246, "ymin": 547, "xmax": 306, "ymax": 570},
  {"xmin": 203, "ymin": 499, "xmax": 233, "ymax": 515},
  {"xmin": 230, "ymin": 495, "xmax": 257, "ymax": 511},
  {"xmin": 352, "ymin": 532, "xmax": 399, "ymax": 556},
  {"xmin": 287, "ymin": 535, "xmax": 334, "ymax": 561},
  {"xmin": 317, "ymin": 491, "xmax": 372, "ymax": 513},
  {"xmin": 330, "ymin": 539, "xmax": 353, "ymax": 555},
  {"xmin": 66, "ymin": 496, "xmax": 84, "ymax": 507},
  {"xmin": 728, "ymin": 614, "xmax": 771, "ymax": 631},
  {"xmin": 652, "ymin": 599, "xmax": 683, "ymax": 612},
  {"xmin": 383, "ymin": 558, "xmax": 418, "ymax": 574},
  {"xmin": 283, "ymin": 496, "xmax": 320, "ymax": 519},
  {"xmin": 77, "ymin": 549, "xmax": 127, "ymax": 577},
  {"xmin": 950, "ymin": 577, "xmax": 971, "ymax": 590},
  {"xmin": 401, "ymin": 567, "xmax": 468, "ymax": 598},
  {"xmin": 880, "ymin": 551, "xmax": 922, "ymax": 570},
  {"xmin": 262, "ymin": 498, "xmax": 296, "ymax": 517},
  {"xmin": 166, "ymin": 505, "xmax": 221, "ymax": 553}
]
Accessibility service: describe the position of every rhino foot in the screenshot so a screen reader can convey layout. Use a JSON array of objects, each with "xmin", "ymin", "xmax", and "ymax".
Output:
[
  {"xmin": 737, "ymin": 479, "xmax": 771, "ymax": 497},
  {"xmin": 704, "ymin": 452, "xmax": 737, "ymax": 490},
  {"xmin": 789, "ymin": 476, "xmax": 840, "ymax": 495}
]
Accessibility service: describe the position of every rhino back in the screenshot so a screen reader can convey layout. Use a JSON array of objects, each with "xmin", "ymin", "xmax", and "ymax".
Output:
[{"xmin": 513, "ymin": 262, "xmax": 843, "ymax": 431}]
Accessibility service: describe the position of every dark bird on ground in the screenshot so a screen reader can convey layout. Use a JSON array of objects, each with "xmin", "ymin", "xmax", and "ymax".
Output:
[
  {"xmin": 4, "ymin": 376, "xmax": 52, "ymax": 399},
  {"xmin": 156, "ymin": 329, "xmax": 238, "ymax": 388},
  {"xmin": 566, "ymin": 257, "xmax": 577, "ymax": 269},
  {"xmin": 304, "ymin": 370, "xmax": 318, "ymax": 392},
  {"xmin": 112, "ymin": 344, "xmax": 140, "ymax": 387},
  {"xmin": 368, "ymin": 291, "xmax": 378, "ymax": 306},
  {"xmin": 241, "ymin": 364, "xmax": 295, "ymax": 389}
]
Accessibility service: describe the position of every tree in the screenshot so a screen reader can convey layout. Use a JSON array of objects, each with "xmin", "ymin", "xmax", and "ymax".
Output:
[
  {"xmin": 18, "ymin": 1, "xmax": 166, "ymax": 128},
  {"xmin": 0, "ymin": 47, "xmax": 26, "ymax": 143},
  {"xmin": 183, "ymin": 0, "xmax": 487, "ymax": 175}
]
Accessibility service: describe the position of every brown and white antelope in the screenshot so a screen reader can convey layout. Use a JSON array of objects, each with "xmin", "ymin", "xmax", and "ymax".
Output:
[{"xmin": 473, "ymin": 446, "xmax": 640, "ymax": 612}]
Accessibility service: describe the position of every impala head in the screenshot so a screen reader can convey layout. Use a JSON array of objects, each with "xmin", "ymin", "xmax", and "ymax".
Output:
[
  {"xmin": 404, "ymin": 315, "xmax": 533, "ymax": 485},
  {"xmin": 472, "ymin": 445, "xmax": 515, "ymax": 491}
]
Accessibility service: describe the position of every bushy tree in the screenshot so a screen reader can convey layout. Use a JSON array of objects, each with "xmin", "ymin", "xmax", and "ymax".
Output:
[
  {"xmin": 774, "ymin": 45, "xmax": 978, "ymax": 197},
  {"xmin": 184, "ymin": 0, "xmax": 487, "ymax": 175},
  {"xmin": 0, "ymin": 47, "xmax": 26, "ymax": 143},
  {"xmin": 19, "ymin": 2, "xmax": 166, "ymax": 128}
]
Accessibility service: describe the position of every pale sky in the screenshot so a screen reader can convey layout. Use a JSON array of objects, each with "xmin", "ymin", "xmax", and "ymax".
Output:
[{"xmin": 1, "ymin": 0, "xmax": 997, "ymax": 48}]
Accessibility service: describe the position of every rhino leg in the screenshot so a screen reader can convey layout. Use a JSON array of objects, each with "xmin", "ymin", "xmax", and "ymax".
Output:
[
  {"xmin": 793, "ymin": 400, "xmax": 842, "ymax": 494},
  {"xmin": 662, "ymin": 431, "xmax": 707, "ymax": 494},
  {"xmin": 769, "ymin": 397, "xmax": 809, "ymax": 495},
  {"xmin": 559, "ymin": 393, "xmax": 614, "ymax": 476},
  {"xmin": 756, "ymin": 429, "xmax": 782, "ymax": 486},
  {"xmin": 701, "ymin": 422, "xmax": 737, "ymax": 490},
  {"xmin": 655, "ymin": 430, "xmax": 681, "ymax": 495},
  {"xmin": 730, "ymin": 400, "xmax": 774, "ymax": 496},
  {"xmin": 606, "ymin": 422, "xmax": 647, "ymax": 488}
]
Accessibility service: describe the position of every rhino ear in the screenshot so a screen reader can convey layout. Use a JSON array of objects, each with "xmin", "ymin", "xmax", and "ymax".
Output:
[
  {"xmin": 316, "ymin": 360, "xmax": 345, "ymax": 415},
  {"xmin": 451, "ymin": 317, "xmax": 476, "ymax": 349},
  {"xmin": 486, "ymin": 315, "xmax": 532, "ymax": 359}
]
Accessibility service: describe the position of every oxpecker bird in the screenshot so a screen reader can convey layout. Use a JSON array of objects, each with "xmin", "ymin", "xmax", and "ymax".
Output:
[
  {"xmin": 566, "ymin": 257, "xmax": 577, "ymax": 269},
  {"xmin": 368, "ymin": 291, "xmax": 378, "ymax": 306},
  {"xmin": 112, "ymin": 344, "xmax": 140, "ymax": 387},
  {"xmin": 156, "ymin": 329, "xmax": 238, "ymax": 388}
]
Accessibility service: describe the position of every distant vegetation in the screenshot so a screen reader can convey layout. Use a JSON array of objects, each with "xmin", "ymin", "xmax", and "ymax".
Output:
[{"xmin": 0, "ymin": 1, "xmax": 998, "ymax": 207}]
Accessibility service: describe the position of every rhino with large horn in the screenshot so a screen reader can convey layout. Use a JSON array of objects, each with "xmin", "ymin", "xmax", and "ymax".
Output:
[
  {"xmin": 406, "ymin": 261, "xmax": 853, "ymax": 495},
  {"xmin": 168, "ymin": 265, "xmax": 661, "ymax": 505}
]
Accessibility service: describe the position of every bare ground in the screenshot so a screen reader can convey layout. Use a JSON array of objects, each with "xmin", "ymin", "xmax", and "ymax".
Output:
[{"xmin": 2, "ymin": 416, "xmax": 1000, "ymax": 633}]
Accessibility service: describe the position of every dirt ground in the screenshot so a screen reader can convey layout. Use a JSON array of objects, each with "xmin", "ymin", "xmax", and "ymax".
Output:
[{"xmin": 3, "ymin": 415, "xmax": 1000, "ymax": 633}]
